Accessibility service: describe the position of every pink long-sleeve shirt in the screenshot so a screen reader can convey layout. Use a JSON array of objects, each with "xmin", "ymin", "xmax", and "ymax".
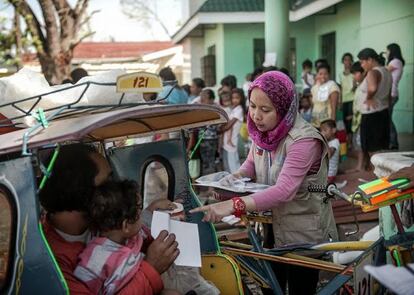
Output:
[{"xmin": 239, "ymin": 138, "xmax": 322, "ymax": 211}]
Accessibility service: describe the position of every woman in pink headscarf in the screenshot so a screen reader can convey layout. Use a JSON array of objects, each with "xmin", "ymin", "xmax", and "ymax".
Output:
[{"xmin": 191, "ymin": 71, "xmax": 337, "ymax": 295}]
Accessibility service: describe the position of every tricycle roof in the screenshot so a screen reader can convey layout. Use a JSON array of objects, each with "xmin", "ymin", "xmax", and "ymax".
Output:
[{"xmin": 0, "ymin": 103, "xmax": 228, "ymax": 155}]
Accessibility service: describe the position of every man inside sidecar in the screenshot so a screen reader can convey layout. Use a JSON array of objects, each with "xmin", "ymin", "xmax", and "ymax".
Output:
[{"xmin": 39, "ymin": 143, "xmax": 181, "ymax": 295}]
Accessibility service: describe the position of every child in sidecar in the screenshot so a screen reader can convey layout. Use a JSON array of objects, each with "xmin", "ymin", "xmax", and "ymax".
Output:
[{"xmin": 74, "ymin": 179, "xmax": 219, "ymax": 295}]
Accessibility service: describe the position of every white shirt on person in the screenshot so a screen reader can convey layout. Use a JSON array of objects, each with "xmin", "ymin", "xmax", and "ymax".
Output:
[
  {"xmin": 190, "ymin": 95, "xmax": 201, "ymax": 104},
  {"xmin": 301, "ymin": 72, "xmax": 315, "ymax": 90},
  {"xmin": 223, "ymin": 105, "xmax": 244, "ymax": 153},
  {"xmin": 389, "ymin": 58, "xmax": 403, "ymax": 98},
  {"xmin": 359, "ymin": 66, "xmax": 392, "ymax": 114},
  {"xmin": 55, "ymin": 227, "xmax": 92, "ymax": 243},
  {"xmin": 328, "ymin": 138, "xmax": 340, "ymax": 177},
  {"xmin": 222, "ymin": 106, "xmax": 232, "ymax": 116}
]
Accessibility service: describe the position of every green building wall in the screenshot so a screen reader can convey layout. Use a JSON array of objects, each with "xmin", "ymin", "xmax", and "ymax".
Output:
[
  {"xmin": 291, "ymin": 16, "xmax": 317, "ymax": 81},
  {"xmin": 223, "ymin": 23, "xmax": 265, "ymax": 87},
  {"xmin": 203, "ymin": 23, "xmax": 265, "ymax": 89},
  {"xmin": 204, "ymin": 24, "xmax": 225, "ymax": 84}
]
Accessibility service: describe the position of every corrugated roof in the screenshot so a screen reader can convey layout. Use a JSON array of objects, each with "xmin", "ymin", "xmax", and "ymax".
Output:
[
  {"xmin": 73, "ymin": 41, "xmax": 173, "ymax": 59},
  {"xmin": 196, "ymin": 0, "xmax": 317, "ymax": 13},
  {"xmin": 21, "ymin": 41, "xmax": 174, "ymax": 64},
  {"xmin": 199, "ymin": 0, "xmax": 264, "ymax": 12}
]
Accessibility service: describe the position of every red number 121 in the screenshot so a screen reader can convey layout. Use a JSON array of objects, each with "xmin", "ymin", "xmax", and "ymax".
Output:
[{"xmin": 133, "ymin": 77, "xmax": 149, "ymax": 88}]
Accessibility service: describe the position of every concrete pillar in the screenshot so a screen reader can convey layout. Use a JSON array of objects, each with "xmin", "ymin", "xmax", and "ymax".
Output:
[{"xmin": 265, "ymin": 0, "xmax": 289, "ymax": 68}]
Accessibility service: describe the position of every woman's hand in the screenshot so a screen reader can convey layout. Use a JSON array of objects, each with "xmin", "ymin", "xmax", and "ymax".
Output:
[
  {"xmin": 189, "ymin": 196, "xmax": 256, "ymax": 223},
  {"xmin": 189, "ymin": 200, "xmax": 234, "ymax": 223}
]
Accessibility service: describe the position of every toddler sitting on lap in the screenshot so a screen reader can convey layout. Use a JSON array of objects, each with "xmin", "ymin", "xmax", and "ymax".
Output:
[
  {"xmin": 74, "ymin": 180, "xmax": 219, "ymax": 295},
  {"xmin": 74, "ymin": 180, "xmax": 160, "ymax": 294}
]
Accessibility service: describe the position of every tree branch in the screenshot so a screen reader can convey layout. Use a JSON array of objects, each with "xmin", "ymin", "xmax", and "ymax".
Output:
[
  {"xmin": 9, "ymin": 0, "xmax": 46, "ymax": 53},
  {"xmin": 51, "ymin": 0, "xmax": 75, "ymax": 49},
  {"xmin": 120, "ymin": 0, "xmax": 170, "ymax": 38},
  {"xmin": 78, "ymin": 9, "xmax": 99, "ymax": 27},
  {"xmin": 13, "ymin": 9, "xmax": 23, "ymax": 57},
  {"xmin": 51, "ymin": 0, "xmax": 72, "ymax": 14},
  {"xmin": 38, "ymin": 0, "xmax": 60, "ymax": 54},
  {"xmin": 151, "ymin": 11, "xmax": 170, "ymax": 38},
  {"xmin": 70, "ymin": 30, "xmax": 95, "ymax": 49},
  {"xmin": 73, "ymin": 0, "xmax": 89, "ymax": 39},
  {"xmin": 74, "ymin": 0, "xmax": 88, "ymax": 18}
]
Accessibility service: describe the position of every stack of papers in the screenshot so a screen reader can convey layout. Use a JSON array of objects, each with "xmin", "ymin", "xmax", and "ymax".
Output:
[{"xmin": 194, "ymin": 171, "xmax": 270, "ymax": 193}]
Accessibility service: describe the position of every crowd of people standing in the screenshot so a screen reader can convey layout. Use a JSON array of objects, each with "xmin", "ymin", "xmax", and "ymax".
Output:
[
  {"xmin": 157, "ymin": 42, "xmax": 405, "ymax": 183},
  {"xmin": 297, "ymin": 44, "xmax": 405, "ymax": 179}
]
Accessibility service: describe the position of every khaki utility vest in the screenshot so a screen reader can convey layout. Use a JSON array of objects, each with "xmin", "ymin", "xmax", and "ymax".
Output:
[{"xmin": 253, "ymin": 115, "xmax": 338, "ymax": 247}]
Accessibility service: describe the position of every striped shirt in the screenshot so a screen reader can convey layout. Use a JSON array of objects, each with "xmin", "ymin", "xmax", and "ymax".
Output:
[{"xmin": 74, "ymin": 231, "xmax": 147, "ymax": 294}]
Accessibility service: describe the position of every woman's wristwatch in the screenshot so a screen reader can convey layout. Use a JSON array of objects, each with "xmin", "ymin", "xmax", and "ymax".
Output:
[{"xmin": 231, "ymin": 197, "xmax": 247, "ymax": 218}]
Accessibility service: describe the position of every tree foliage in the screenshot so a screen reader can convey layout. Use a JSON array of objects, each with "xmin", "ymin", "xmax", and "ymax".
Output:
[{"xmin": 0, "ymin": 16, "xmax": 19, "ymax": 67}]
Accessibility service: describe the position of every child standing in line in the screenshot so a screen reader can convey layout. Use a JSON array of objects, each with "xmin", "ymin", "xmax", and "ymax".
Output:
[
  {"xmin": 299, "ymin": 89, "xmax": 313, "ymax": 123},
  {"xmin": 217, "ymin": 91, "xmax": 232, "ymax": 171},
  {"xmin": 320, "ymin": 120, "xmax": 340, "ymax": 183},
  {"xmin": 311, "ymin": 64, "xmax": 340, "ymax": 127},
  {"xmin": 339, "ymin": 53, "xmax": 355, "ymax": 143},
  {"xmin": 301, "ymin": 59, "xmax": 315, "ymax": 90},
  {"xmin": 349, "ymin": 61, "xmax": 366, "ymax": 172},
  {"xmin": 221, "ymin": 88, "xmax": 246, "ymax": 173},
  {"xmin": 199, "ymin": 89, "xmax": 220, "ymax": 175},
  {"xmin": 219, "ymin": 90, "xmax": 232, "ymax": 114}
]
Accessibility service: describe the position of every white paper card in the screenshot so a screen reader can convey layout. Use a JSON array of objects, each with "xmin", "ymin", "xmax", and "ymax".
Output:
[
  {"xmin": 263, "ymin": 52, "xmax": 277, "ymax": 67},
  {"xmin": 151, "ymin": 211, "xmax": 201, "ymax": 267}
]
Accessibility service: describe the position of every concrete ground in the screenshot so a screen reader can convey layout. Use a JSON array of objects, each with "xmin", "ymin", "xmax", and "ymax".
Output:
[{"xmin": 336, "ymin": 132, "xmax": 414, "ymax": 195}]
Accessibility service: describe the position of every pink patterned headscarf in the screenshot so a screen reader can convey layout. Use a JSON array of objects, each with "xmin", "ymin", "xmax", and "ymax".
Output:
[{"xmin": 247, "ymin": 71, "xmax": 297, "ymax": 151}]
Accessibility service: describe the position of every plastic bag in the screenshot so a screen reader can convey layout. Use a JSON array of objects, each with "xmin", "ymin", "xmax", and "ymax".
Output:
[{"xmin": 0, "ymin": 67, "xmax": 145, "ymax": 127}]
